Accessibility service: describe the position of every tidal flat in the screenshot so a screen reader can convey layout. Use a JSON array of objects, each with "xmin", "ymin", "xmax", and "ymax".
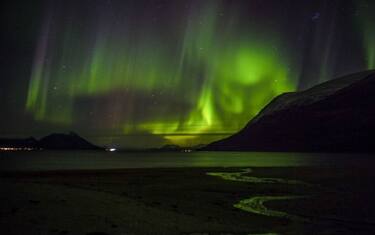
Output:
[{"xmin": 1, "ymin": 166, "xmax": 375, "ymax": 235}]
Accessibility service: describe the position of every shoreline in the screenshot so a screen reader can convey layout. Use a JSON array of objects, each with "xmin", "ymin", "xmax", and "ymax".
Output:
[{"xmin": 1, "ymin": 166, "xmax": 375, "ymax": 234}]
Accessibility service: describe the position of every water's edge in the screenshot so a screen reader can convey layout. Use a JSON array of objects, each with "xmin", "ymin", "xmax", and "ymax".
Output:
[{"xmin": 206, "ymin": 168, "xmax": 310, "ymax": 222}]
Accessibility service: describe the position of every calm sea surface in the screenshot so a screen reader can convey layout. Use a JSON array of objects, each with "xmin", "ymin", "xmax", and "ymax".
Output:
[{"xmin": 0, "ymin": 151, "xmax": 374, "ymax": 171}]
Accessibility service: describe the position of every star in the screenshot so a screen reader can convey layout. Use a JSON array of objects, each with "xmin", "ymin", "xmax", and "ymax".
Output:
[{"xmin": 312, "ymin": 12, "xmax": 320, "ymax": 21}]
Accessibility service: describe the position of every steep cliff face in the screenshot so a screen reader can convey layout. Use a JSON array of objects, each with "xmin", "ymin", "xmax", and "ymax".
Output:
[{"xmin": 203, "ymin": 70, "xmax": 375, "ymax": 152}]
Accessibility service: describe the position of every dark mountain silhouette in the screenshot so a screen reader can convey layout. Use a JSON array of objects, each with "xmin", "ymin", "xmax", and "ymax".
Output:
[
  {"xmin": 0, "ymin": 132, "xmax": 101, "ymax": 150},
  {"xmin": 38, "ymin": 132, "xmax": 101, "ymax": 150},
  {"xmin": 203, "ymin": 70, "xmax": 375, "ymax": 152}
]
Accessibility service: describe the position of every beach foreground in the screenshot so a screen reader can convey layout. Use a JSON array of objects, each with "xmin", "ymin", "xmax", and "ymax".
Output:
[{"xmin": 1, "ymin": 167, "xmax": 375, "ymax": 235}]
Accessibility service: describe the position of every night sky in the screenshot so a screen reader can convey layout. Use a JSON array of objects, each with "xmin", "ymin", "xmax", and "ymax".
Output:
[{"xmin": 1, "ymin": 0, "xmax": 374, "ymax": 148}]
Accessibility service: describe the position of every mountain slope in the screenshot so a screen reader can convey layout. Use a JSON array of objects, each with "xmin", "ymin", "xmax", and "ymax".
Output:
[
  {"xmin": 203, "ymin": 70, "xmax": 375, "ymax": 152},
  {"xmin": 38, "ymin": 132, "xmax": 101, "ymax": 150}
]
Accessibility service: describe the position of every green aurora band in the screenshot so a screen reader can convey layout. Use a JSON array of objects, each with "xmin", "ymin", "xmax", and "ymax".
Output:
[{"xmin": 26, "ymin": 1, "xmax": 307, "ymax": 146}]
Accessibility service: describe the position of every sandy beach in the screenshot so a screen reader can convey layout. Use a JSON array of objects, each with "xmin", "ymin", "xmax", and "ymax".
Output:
[{"xmin": 1, "ymin": 166, "xmax": 375, "ymax": 235}]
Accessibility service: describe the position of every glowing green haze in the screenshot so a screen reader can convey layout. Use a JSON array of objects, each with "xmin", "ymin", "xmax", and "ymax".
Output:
[{"xmin": 26, "ymin": 1, "xmax": 295, "ymax": 146}]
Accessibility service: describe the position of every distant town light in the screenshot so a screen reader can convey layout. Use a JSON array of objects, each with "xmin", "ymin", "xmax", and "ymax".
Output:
[
  {"xmin": 0, "ymin": 147, "xmax": 35, "ymax": 151},
  {"xmin": 107, "ymin": 148, "xmax": 117, "ymax": 152}
]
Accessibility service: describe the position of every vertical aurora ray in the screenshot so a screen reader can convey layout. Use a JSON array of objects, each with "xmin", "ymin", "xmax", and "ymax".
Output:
[
  {"xmin": 26, "ymin": 1, "xmax": 296, "ymax": 146},
  {"xmin": 26, "ymin": 11, "xmax": 52, "ymax": 121},
  {"xmin": 358, "ymin": 1, "xmax": 375, "ymax": 69}
]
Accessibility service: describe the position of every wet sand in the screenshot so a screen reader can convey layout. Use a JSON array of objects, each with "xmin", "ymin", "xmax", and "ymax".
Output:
[{"xmin": 1, "ymin": 167, "xmax": 375, "ymax": 235}]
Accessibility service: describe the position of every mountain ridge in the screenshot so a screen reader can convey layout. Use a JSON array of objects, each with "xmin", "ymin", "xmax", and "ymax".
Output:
[{"xmin": 203, "ymin": 70, "xmax": 375, "ymax": 152}]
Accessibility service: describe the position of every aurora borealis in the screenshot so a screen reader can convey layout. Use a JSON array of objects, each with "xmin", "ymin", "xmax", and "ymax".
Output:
[{"xmin": 1, "ymin": 0, "xmax": 375, "ymax": 148}]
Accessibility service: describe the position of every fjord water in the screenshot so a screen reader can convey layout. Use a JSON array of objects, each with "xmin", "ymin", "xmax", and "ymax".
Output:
[{"xmin": 0, "ymin": 151, "xmax": 374, "ymax": 171}]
